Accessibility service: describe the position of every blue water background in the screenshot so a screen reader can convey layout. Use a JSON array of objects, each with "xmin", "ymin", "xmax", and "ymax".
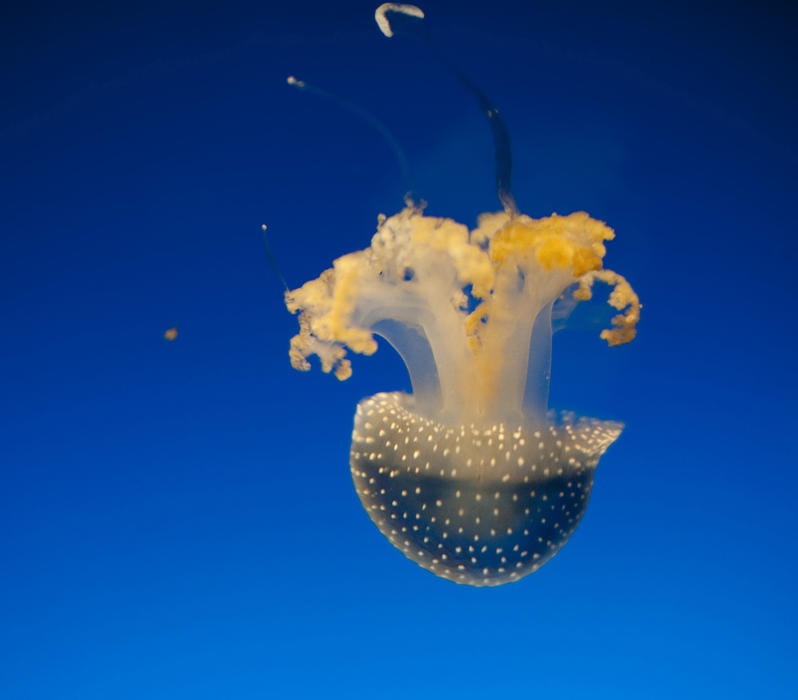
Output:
[{"xmin": 2, "ymin": 1, "xmax": 796, "ymax": 697}]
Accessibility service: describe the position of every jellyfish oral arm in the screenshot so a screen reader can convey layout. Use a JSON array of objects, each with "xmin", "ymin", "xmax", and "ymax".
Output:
[{"xmin": 286, "ymin": 205, "xmax": 638, "ymax": 429}]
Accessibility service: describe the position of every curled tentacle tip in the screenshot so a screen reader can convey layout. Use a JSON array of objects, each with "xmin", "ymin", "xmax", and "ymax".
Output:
[{"xmin": 375, "ymin": 3, "xmax": 425, "ymax": 38}]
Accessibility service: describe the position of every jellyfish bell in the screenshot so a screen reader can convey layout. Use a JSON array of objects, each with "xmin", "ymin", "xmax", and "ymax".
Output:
[{"xmin": 284, "ymin": 5, "xmax": 640, "ymax": 586}]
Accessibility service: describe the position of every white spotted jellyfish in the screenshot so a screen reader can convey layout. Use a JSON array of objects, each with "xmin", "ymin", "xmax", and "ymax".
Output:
[{"xmin": 284, "ymin": 4, "xmax": 641, "ymax": 587}]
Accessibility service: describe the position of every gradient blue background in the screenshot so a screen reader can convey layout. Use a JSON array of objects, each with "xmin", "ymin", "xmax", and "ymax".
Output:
[{"xmin": 2, "ymin": 0, "xmax": 797, "ymax": 697}]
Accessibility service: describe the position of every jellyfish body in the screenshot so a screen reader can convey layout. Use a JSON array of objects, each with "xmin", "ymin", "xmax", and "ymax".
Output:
[
  {"xmin": 286, "ymin": 206, "xmax": 640, "ymax": 586},
  {"xmin": 283, "ymin": 3, "xmax": 640, "ymax": 586}
]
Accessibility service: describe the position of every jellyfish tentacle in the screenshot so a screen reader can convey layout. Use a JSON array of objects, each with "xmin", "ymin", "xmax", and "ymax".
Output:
[
  {"xmin": 374, "ymin": 3, "xmax": 425, "ymax": 37},
  {"xmin": 286, "ymin": 76, "xmax": 418, "ymax": 203},
  {"xmin": 260, "ymin": 225, "xmax": 290, "ymax": 292},
  {"xmin": 374, "ymin": 3, "xmax": 518, "ymax": 215}
]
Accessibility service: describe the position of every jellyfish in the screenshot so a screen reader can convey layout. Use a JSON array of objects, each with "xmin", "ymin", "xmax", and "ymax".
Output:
[{"xmin": 284, "ymin": 4, "xmax": 640, "ymax": 586}]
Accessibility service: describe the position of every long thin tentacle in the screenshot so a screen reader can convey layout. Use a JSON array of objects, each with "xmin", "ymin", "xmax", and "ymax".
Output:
[
  {"xmin": 375, "ymin": 3, "xmax": 518, "ymax": 215},
  {"xmin": 286, "ymin": 75, "xmax": 418, "ymax": 203}
]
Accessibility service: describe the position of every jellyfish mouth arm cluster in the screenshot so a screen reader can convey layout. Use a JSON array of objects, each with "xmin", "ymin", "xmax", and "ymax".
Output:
[{"xmin": 285, "ymin": 203, "xmax": 640, "ymax": 429}]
